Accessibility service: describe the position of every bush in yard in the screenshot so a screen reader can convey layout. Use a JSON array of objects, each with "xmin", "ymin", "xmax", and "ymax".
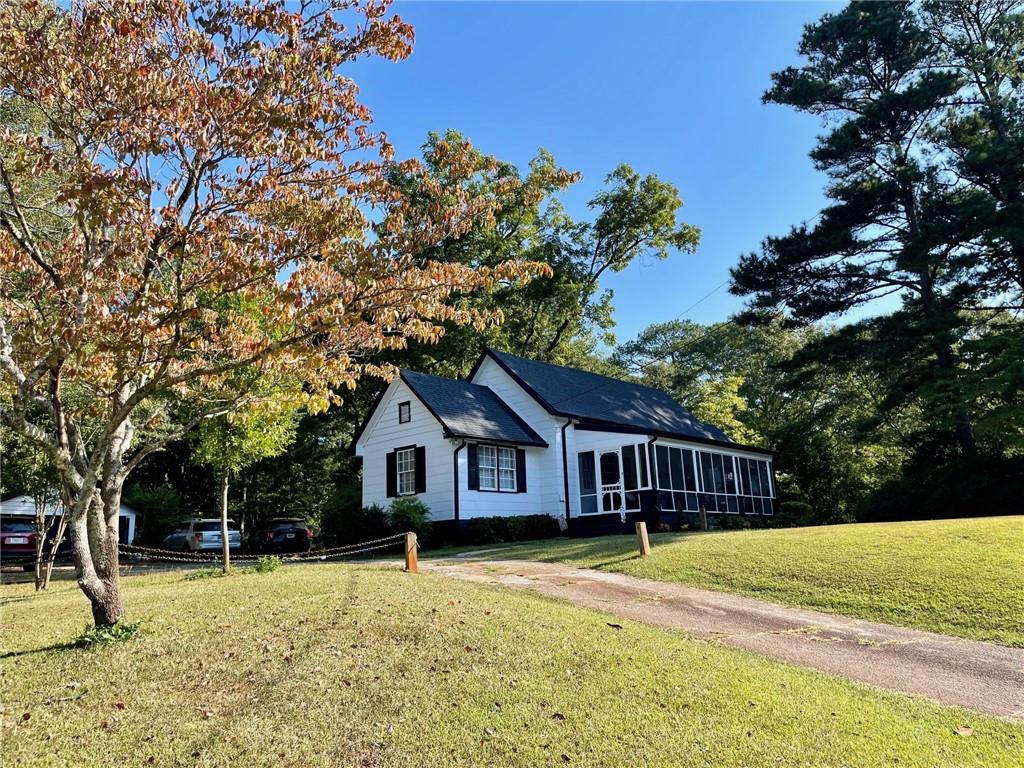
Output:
[
  {"xmin": 74, "ymin": 620, "xmax": 141, "ymax": 648},
  {"xmin": 254, "ymin": 555, "xmax": 282, "ymax": 574},
  {"xmin": 460, "ymin": 514, "xmax": 561, "ymax": 546},
  {"xmin": 777, "ymin": 501, "xmax": 815, "ymax": 527},
  {"xmin": 716, "ymin": 515, "xmax": 749, "ymax": 531},
  {"xmin": 388, "ymin": 498, "xmax": 432, "ymax": 544},
  {"xmin": 185, "ymin": 568, "xmax": 223, "ymax": 582}
]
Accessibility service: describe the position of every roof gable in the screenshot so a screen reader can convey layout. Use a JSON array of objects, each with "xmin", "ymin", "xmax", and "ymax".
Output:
[
  {"xmin": 476, "ymin": 348, "xmax": 735, "ymax": 445},
  {"xmin": 400, "ymin": 370, "xmax": 547, "ymax": 447}
]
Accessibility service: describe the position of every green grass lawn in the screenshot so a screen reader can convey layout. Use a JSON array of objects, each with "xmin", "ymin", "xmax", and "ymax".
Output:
[
  {"xmin": 2, "ymin": 565, "xmax": 1022, "ymax": 767},
  {"xmin": 432, "ymin": 516, "xmax": 1024, "ymax": 646}
]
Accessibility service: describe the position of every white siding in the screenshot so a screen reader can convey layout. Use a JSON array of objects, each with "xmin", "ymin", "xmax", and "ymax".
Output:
[
  {"xmin": 469, "ymin": 357, "xmax": 567, "ymax": 521},
  {"xmin": 354, "ymin": 379, "xmax": 455, "ymax": 521},
  {"xmin": 456, "ymin": 444, "xmax": 548, "ymax": 519}
]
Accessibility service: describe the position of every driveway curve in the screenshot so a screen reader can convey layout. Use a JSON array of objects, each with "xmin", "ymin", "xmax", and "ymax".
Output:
[{"xmin": 425, "ymin": 558, "xmax": 1024, "ymax": 721}]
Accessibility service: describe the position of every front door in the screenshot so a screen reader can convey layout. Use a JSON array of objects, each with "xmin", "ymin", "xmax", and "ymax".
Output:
[{"xmin": 599, "ymin": 450, "xmax": 623, "ymax": 512}]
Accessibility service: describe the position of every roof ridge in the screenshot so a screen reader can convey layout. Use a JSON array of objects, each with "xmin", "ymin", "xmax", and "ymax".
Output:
[
  {"xmin": 402, "ymin": 368, "xmax": 491, "ymax": 389},
  {"xmin": 486, "ymin": 347, "xmax": 679, "ymax": 399}
]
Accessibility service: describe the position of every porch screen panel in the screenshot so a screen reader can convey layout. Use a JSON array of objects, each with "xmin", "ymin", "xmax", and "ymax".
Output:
[
  {"xmin": 681, "ymin": 449, "xmax": 698, "ymax": 510},
  {"xmin": 621, "ymin": 444, "xmax": 640, "ymax": 510},
  {"xmin": 668, "ymin": 447, "xmax": 687, "ymax": 511},
  {"xmin": 656, "ymin": 445, "xmax": 675, "ymax": 510},
  {"xmin": 622, "ymin": 445, "xmax": 638, "ymax": 490},
  {"xmin": 578, "ymin": 451, "xmax": 598, "ymax": 515},
  {"xmin": 735, "ymin": 457, "xmax": 774, "ymax": 515},
  {"xmin": 757, "ymin": 461, "xmax": 771, "ymax": 497}
]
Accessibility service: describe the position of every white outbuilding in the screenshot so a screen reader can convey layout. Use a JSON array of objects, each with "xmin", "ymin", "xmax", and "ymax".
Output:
[{"xmin": 0, "ymin": 495, "xmax": 138, "ymax": 544}]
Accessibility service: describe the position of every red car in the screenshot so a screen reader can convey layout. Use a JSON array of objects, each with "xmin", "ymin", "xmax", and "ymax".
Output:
[{"xmin": 1, "ymin": 518, "xmax": 39, "ymax": 570}]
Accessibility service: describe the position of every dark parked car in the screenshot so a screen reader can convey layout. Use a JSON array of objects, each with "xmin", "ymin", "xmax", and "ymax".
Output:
[
  {"xmin": 1, "ymin": 518, "xmax": 39, "ymax": 570},
  {"xmin": 257, "ymin": 518, "xmax": 313, "ymax": 554}
]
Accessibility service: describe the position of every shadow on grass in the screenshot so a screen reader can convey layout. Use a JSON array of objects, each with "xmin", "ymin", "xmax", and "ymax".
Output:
[
  {"xmin": 0, "ymin": 640, "xmax": 81, "ymax": 659},
  {"xmin": 588, "ymin": 554, "xmax": 643, "ymax": 570}
]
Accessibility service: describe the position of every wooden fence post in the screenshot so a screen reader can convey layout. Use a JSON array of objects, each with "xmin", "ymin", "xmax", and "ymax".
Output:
[
  {"xmin": 699, "ymin": 505, "xmax": 708, "ymax": 531},
  {"xmin": 404, "ymin": 532, "xmax": 418, "ymax": 573},
  {"xmin": 635, "ymin": 521, "xmax": 651, "ymax": 557}
]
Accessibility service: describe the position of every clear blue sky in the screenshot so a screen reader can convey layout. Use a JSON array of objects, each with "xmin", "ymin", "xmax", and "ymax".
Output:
[{"xmin": 350, "ymin": 1, "xmax": 838, "ymax": 343}]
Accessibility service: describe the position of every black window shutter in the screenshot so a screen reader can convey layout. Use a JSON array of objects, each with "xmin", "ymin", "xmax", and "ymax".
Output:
[
  {"xmin": 414, "ymin": 446, "xmax": 426, "ymax": 494},
  {"xmin": 385, "ymin": 451, "xmax": 397, "ymax": 498},
  {"xmin": 467, "ymin": 444, "xmax": 479, "ymax": 490},
  {"xmin": 515, "ymin": 448, "xmax": 527, "ymax": 493}
]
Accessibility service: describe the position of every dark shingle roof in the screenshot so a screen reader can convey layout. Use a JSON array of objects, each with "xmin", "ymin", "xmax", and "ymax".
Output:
[
  {"xmin": 483, "ymin": 348, "xmax": 737, "ymax": 445},
  {"xmin": 400, "ymin": 370, "xmax": 547, "ymax": 447}
]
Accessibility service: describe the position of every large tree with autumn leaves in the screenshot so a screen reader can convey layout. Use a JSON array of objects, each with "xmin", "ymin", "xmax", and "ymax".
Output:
[{"xmin": 0, "ymin": 0, "xmax": 542, "ymax": 626}]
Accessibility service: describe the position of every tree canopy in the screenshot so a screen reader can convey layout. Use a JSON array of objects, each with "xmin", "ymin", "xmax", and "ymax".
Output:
[
  {"xmin": 0, "ymin": 0, "xmax": 545, "ymax": 625},
  {"xmin": 731, "ymin": 0, "xmax": 1024, "ymax": 460}
]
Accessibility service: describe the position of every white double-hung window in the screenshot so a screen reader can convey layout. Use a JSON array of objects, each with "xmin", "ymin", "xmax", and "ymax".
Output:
[
  {"xmin": 477, "ymin": 445, "xmax": 517, "ymax": 492},
  {"xmin": 396, "ymin": 447, "xmax": 416, "ymax": 496},
  {"xmin": 498, "ymin": 447, "xmax": 517, "ymax": 492},
  {"xmin": 478, "ymin": 445, "xmax": 498, "ymax": 490}
]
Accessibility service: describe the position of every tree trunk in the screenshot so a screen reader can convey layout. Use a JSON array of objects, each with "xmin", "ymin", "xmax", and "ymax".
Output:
[
  {"xmin": 934, "ymin": 339, "xmax": 978, "ymax": 458},
  {"xmin": 33, "ymin": 530, "xmax": 44, "ymax": 591},
  {"xmin": 66, "ymin": 482, "xmax": 125, "ymax": 627},
  {"xmin": 41, "ymin": 512, "xmax": 69, "ymax": 591},
  {"xmin": 220, "ymin": 472, "xmax": 231, "ymax": 574}
]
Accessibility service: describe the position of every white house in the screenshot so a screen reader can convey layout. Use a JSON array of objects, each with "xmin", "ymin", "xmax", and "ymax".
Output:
[
  {"xmin": 354, "ymin": 348, "xmax": 777, "ymax": 535},
  {"xmin": 0, "ymin": 495, "xmax": 139, "ymax": 544}
]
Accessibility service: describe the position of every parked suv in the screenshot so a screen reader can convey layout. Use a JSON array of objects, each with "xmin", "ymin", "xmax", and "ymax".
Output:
[
  {"xmin": 163, "ymin": 519, "xmax": 242, "ymax": 553},
  {"xmin": 256, "ymin": 518, "xmax": 313, "ymax": 554}
]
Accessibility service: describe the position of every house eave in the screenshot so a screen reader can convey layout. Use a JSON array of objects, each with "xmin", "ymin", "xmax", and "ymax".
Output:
[
  {"xmin": 443, "ymin": 429, "xmax": 548, "ymax": 448},
  {"xmin": 573, "ymin": 419, "xmax": 776, "ymax": 457}
]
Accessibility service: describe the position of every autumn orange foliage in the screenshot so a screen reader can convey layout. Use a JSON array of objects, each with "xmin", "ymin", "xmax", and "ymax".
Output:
[{"xmin": 0, "ymin": 0, "xmax": 545, "ymax": 624}]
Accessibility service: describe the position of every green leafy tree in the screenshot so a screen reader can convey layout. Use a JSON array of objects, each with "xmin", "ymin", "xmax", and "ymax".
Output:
[
  {"xmin": 193, "ymin": 397, "xmax": 299, "ymax": 573},
  {"xmin": 731, "ymin": 1, "xmax": 1024, "ymax": 461},
  {"xmin": 616, "ymin": 318, "xmax": 908, "ymax": 522},
  {"xmin": 391, "ymin": 131, "xmax": 701, "ymax": 372}
]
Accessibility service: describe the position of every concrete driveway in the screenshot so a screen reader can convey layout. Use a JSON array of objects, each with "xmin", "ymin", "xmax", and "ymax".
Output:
[{"xmin": 426, "ymin": 558, "xmax": 1024, "ymax": 721}]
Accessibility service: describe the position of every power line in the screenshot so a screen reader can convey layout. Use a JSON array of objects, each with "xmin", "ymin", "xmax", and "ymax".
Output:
[{"xmin": 670, "ymin": 279, "xmax": 731, "ymax": 322}]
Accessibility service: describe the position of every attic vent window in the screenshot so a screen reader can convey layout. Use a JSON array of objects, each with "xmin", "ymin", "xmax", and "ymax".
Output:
[{"xmin": 398, "ymin": 401, "xmax": 411, "ymax": 424}]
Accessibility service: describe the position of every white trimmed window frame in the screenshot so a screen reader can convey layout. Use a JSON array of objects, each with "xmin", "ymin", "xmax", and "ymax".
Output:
[
  {"xmin": 498, "ymin": 446, "xmax": 517, "ymax": 492},
  {"xmin": 478, "ymin": 445, "xmax": 498, "ymax": 491},
  {"xmin": 396, "ymin": 447, "xmax": 416, "ymax": 496},
  {"xmin": 477, "ymin": 444, "xmax": 517, "ymax": 493}
]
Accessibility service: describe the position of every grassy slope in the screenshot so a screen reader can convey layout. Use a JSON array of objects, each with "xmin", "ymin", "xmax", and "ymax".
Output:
[
  {"xmin": 2, "ymin": 566, "xmax": 1022, "ymax": 768},
  {"xmin": 435, "ymin": 516, "xmax": 1024, "ymax": 646}
]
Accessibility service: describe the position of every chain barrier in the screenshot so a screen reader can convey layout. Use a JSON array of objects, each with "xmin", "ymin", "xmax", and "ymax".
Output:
[{"xmin": 2, "ymin": 533, "xmax": 409, "ymax": 570}]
